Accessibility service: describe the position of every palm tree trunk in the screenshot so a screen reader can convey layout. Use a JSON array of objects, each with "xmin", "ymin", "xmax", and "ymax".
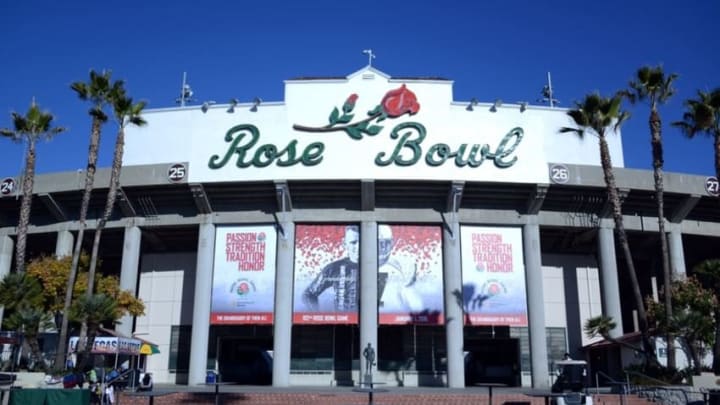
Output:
[
  {"xmin": 598, "ymin": 134, "xmax": 657, "ymax": 366},
  {"xmin": 26, "ymin": 335, "xmax": 46, "ymax": 372},
  {"xmin": 55, "ymin": 118, "xmax": 103, "ymax": 370},
  {"xmin": 86, "ymin": 129, "xmax": 123, "ymax": 296},
  {"xmin": 715, "ymin": 131, "xmax": 720, "ymax": 197},
  {"xmin": 713, "ymin": 309, "xmax": 720, "ymax": 374},
  {"xmin": 650, "ymin": 108, "xmax": 675, "ymax": 369},
  {"xmin": 82, "ymin": 128, "xmax": 125, "ymax": 357},
  {"xmin": 15, "ymin": 139, "xmax": 37, "ymax": 274}
]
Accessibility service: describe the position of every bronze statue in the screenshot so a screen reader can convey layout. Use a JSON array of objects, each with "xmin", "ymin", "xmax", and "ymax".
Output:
[{"xmin": 363, "ymin": 343, "xmax": 375, "ymax": 373}]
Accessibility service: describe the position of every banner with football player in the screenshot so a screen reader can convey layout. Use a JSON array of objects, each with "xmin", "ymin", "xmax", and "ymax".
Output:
[
  {"xmin": 293, "ymin": 224, "xmax": 360, "ymax": 324},
  {"xmin": 378, "ymin": 224, "xmax": 444, "ymax": 325},
  {"xmin": 460, "ymin": 226, "xmax": 528, "ymax": 326},
  {"xmin": 211, "ymin": 225, "xmax": 277, "ymax": 324}
]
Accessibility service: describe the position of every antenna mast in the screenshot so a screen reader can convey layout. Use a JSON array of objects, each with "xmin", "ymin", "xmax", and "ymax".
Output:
[
  {"xmin": 177, "ymin": 72, "xmax": 194, "ymax": 107},
  {"xmin": 539, "ymin": 72, "xmax": 560, "ymax": 108},
  {"xmin": 547, "ymin": 72, "xmax": 554, "ymax": 108}
]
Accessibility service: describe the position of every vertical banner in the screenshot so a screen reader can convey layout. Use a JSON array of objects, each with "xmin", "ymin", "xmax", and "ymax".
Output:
[
  {"xmin": 211, "ymin": 225, "xmax": 277, "ymax": 324},
  {"xmin": 293, "ymin": 224, "xmax": 360, "ymax": 324},
  {"xmin": 460, "ymin": 226, "xmax": 528, "ymax": 326},
  {"xmin": 378, "ymin": 224, "xmax": 444, "ymax": 325}
]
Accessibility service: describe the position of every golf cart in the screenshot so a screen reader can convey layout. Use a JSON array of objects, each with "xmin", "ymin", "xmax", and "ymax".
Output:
[{"xmin": 551, "ymin": 359, "xmax": 592, "ymax": 405}]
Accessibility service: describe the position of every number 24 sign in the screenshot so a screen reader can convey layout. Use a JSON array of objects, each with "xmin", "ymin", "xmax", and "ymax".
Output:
[{"xmin": 0, "ymin": 177, "xmax": 16, "ymax": 196}]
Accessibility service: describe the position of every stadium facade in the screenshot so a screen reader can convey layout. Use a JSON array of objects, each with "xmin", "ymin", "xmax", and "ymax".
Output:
[{"xmin": 0, "ymin": 66, "xmax": 718, "ymax": 388}]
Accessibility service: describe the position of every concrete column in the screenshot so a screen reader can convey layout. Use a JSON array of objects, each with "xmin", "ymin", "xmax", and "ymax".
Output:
[
  {"xmin": 668, "ymin": 224, "xmax": 687, "ymax": 278},
  {"xmin": 188, "ymin": 220, "xmax": 216, "ymax": 385},
  {"xmin": 0, "ymin": 236, "xmax": 13, "ymax": 329},
  {"xmin": 55, "ymin": 230, "xmax": 74, "ymax": 258},
  {"xmin": 523, "ymin": 217, "xmax": 549, "ymax": 389},
  {"xmin": 359, "ymin": 221, "xmax": 378, "ymax": 379},
  {"xmin": 272, "ymin": 218, "xmax": 295, "ymax": 387},
  {"xmin": 117, "ymin": 226, "xmax": 141, "ymax": 337},
  {"xmin": 598, "ymin": 219, "xmax": 623, "ymax": 337},
  {"xmin": 442, "ymin": 219, "xmax": 464, "ymax": 388}
]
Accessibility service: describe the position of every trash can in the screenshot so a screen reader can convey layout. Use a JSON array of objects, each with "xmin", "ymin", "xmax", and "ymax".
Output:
[
  {"xmin": 206, "ymin": 370, "xmax": 217, "ymax": 384},
  {"xmin": 708, "ymin": 389, "xmax": 720, "ymax": 405}
]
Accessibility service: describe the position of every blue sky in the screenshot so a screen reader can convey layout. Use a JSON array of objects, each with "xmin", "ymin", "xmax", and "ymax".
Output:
[{"xmin": 2, "ymin": 0, "xmax": 719, "ymax": 178}]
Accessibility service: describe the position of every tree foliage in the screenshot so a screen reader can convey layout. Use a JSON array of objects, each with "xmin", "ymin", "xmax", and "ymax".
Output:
[
  {"xmin": 0, "ymin": 273, "xmax": 53, "ymax": 371},
  {"xmin": 25, "ymin": 254, "xmax": 145, "ymax": 319},
  {"xmin": 646, "ymin": 277, "xmax": 715, "ymax": 374},
  {"xmin": 692, "ymin": 259, "xmax": 720, "ymax": 374},
  {"xmin": 2, "ymin": 255, "xmax": 144, "ymax": 371}
]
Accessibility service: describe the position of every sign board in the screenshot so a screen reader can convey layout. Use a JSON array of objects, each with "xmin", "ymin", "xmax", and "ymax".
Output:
[{"xmin": 68, "ymin": 336, "xmax": 142, "ymax": 355}]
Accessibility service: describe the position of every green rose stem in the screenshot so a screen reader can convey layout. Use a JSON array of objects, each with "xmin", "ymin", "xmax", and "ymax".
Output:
[{"xmin": 292, "ymin": 111, "xmax": 382, "ymax": 133}]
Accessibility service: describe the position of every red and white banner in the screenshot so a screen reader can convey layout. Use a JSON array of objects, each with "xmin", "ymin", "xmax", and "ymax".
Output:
[
  {"xmin": 293, "ymin": 224, "xmax": 359, "ymax": 324},
  {"xmin": 211, "ymin": 225, "xmax": 277, "ymax": 324},
  {"xmin": 460, "ymin": 226, "xmax": 528, "ymax": 326},
  {"xmin": 378, "ymin": 224, "xmax": 444, "ymax": 325}
]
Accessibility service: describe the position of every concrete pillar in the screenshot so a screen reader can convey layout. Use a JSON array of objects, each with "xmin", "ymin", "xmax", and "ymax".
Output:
[
  {"xmin": 55, "ymin": 230, "xmax": 74, "ymax": 258},
  {"xmin": 523, "ymin": 217, "xmax": 549, "ymax": 389},
  {"xmin": 442, "ymin": 219, "xmax": 464, "ymax": 388},
  {"xmin": 0, "ymin": 236, "xmax": 13, "ymax": 329},
  {"xmin": 188, "ymin": 220, "xmax": 216, "ymax": 385},
  {"xmin": 598, "ymin": 219, "xmax": 623, "ymax": 337},
  {"xmin": 359, "ymin": 221, "xmax": 378, "ymax": 379},
  {"xmin": 117, "ymin": 226, "xmax": 141, "ymax": 337},
  {"xmin": 272, "ymin": 218, "xmax": 294, "ymax": 387},
  {"xmin": 668, "ymin": 224, "xmax": 687, "ymax": 278}
]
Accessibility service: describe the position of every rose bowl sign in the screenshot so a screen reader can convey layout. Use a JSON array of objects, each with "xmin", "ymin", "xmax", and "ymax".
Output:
[
  {"xmin": 209, "ymin": 85, "xmax": 525, "ymax": 172},
  {"xmin": 122, "ymin": 67, "xmax": 588, "ymax": 184}
]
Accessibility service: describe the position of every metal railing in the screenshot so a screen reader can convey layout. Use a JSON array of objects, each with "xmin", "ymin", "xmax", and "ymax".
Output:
[{"xmin": 622, "ymin": 369, "xmax": 707, "ymax": 405}]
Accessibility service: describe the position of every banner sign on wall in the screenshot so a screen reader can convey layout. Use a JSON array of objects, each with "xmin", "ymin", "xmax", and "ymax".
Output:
[
  {"xmin": 460, "ymin": 226, "xmax": 528, "ymax": 326},
  {"xmin": 378, "ymin": 224, "xmax": 444, "ymax": 324},
  {"xmin": 211, "ymin": 225, "xmax": 277, "ymax": 324},
  {"xmin": 293, "ymin": 224, "xmax": 359, "ymax": 324}
]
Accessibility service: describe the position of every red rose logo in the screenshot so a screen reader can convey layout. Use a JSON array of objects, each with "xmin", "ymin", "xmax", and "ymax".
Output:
[
  {"xmin": 293, "ymin": 85, "xmax": 421, "ymax": 140},
  {"xmin": 381, "ymin": 85, "xmax": 420, "ymax": 117},
  {"xmin": 488, "ymin": 283, "xmax": 501, "ymax": 296},
  {"xmin": 238, "ymin": 282, "xmax": 250, "ymax": 295}
]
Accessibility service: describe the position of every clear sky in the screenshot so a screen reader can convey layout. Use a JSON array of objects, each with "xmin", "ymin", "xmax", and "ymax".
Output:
[{"xmin": 2, "ymin": 0, "xmax": 719, "ymax": 178}]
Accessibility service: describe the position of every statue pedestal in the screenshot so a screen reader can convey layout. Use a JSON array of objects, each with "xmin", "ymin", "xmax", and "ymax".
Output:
[{"xmin": 363, "ymin": 373, "xmax": 373, "ymax": 385}]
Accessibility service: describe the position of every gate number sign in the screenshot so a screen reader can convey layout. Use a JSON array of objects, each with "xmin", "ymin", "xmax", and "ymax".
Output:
[
  {"xmin": 0, "ymin": 177, "xmax": 15, "ymax": 196},
  {"xmin": 168, "ymin": 163, "xmax": 187, "ymax": 183},
  {"xmin": 549, "ymin": 164, "xmax": 569, "ymax": 184},
  {"xmin": 707, "ymin": 177, "xmax": 719, "ymax": 197}
]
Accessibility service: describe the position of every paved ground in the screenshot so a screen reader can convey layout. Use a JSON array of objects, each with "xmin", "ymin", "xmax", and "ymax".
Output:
[{"xmin": 116, "ymin": 384, "xmax": 653, "ymax": 404}]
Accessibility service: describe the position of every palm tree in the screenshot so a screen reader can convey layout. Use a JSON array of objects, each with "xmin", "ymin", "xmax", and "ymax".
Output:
[
  {"xmin": 0, "ymin": 273, "xmax": 54, "ymax": 371},
  {"xmin": 85, "ymin": 91, "xmax": 147, "ymax": 296},
  {"xmin": 673, "ymin": 89, "xmax": 720, "ymax": 197},
  {"xmin": 623, "ymin": 65, "xmax": 678, "ymax": 369},
  {"xmin": 674, "ymin": 92, "xmax": 720, "ymax": 371},
  {"xmin": 55, "ymin": 70, "xmax": 121, "ymax": 371},
  {"xmin": 0, "ymin": 101, "xmax": 65, "ymax": 273},
  {"xmin": 70, "ymin": 293, "xmax": 118, "ymax": 371},
  {"xmin": 561, "ymin": 93, "xmax": 658, "ymax": 366}
]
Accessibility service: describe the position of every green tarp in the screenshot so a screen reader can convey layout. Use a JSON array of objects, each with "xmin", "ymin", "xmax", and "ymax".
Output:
[{"xmin": 10, "ymin": 388, "xmax": 90, "ymax": 405}]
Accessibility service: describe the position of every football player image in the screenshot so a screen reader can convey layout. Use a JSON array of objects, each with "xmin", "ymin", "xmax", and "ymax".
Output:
[
  {"xmin": 301, "ymin": 225, "xmax": 360, "ymax": 311},
  {"xmin": 377, "ymin": 225, "xmax": 424, "ymax": 312}
]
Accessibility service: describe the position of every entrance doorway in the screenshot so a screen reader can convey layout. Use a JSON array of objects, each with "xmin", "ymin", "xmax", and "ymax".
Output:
[
  {"xmin": 217, "ymin": 337, "xmax": 273, "ymax": 385},
  {"xmin": 464, "ymin": 338, "xmax": 521, "ymax": 386}
]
